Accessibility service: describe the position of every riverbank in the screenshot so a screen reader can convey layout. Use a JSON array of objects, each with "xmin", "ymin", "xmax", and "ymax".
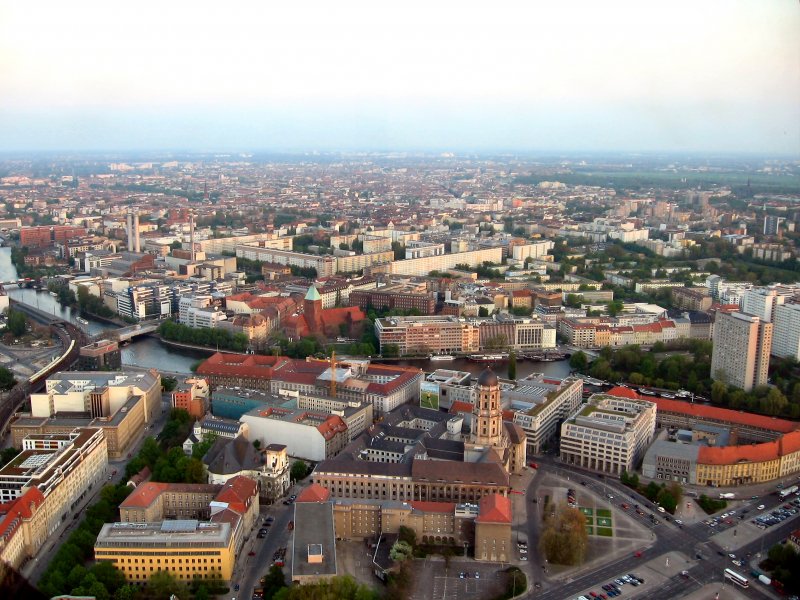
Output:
[{"xmin": 152, "ymin": 335, "xmax": 230, "ymax": 355}]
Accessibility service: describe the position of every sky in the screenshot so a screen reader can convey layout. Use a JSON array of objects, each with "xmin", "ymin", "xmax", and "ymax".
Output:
[{"xmin": 0, "ymin": 1, "xmax": 798, "ymax": 155}]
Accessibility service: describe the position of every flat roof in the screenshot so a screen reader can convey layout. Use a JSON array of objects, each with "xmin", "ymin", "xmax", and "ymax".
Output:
[
  {"xmin": 291, "ymin": 502, "xmax": 337, "ymax": 579},
  {"xmin": 95, "ymin": 520, "xmax": 232, "ymax": 549}
]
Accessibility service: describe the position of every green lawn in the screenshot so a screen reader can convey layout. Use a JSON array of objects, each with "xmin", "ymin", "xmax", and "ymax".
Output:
[
  {"xmin": 597, "ymin": 509, "xmax": 612, "ymax": 518},
  {"xmin": 597, "ymin": 527, "xmax": 613, "ymax": 537},
  {"xmin": 579, "ymin": 507, "xmax": 594, "ymax": 516},
  {"xmin": 586, "ymin": 526, "xmax": 594, "ymax": 535},
  {"xmin": 597, "ymin": 517, "xmax": 612, "ymax": 527}
]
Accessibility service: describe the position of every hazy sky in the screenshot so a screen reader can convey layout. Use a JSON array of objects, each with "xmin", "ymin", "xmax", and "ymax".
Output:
[{"xmin": 1, "ymin": 1, "xmax": 798, "ymax": 154}]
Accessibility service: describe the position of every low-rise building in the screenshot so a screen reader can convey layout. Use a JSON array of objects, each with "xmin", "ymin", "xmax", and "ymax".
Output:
[
  {"xmin": 95, "ymin": 520, "xmax": 236, "ymax": 585},
  {"xmin": 78, "ymin": 339, "xmax": 122, "ymax": 371}
]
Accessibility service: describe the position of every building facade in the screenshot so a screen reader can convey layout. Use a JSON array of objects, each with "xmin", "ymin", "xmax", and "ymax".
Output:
[
  {"xmin": 711, "ymin": 311, "xmax": 772, "ymax": 391},
  {"xmin": 560, "ymin": 393, "xmax": 656, "ymax": 475}
]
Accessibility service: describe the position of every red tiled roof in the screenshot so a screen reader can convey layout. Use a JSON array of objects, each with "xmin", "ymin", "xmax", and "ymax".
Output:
[
  {"xmin": 317, "ymin": 415, "xmax": 347, "ymax": 440},
  {"xmin": 409, "ymin": 501, "xmax": 456, "ymax": 514},
  {"xmin": 196, "ymin": 353, "xmax": 289, "ymax": 379},
  {"xmin": 605, "ymin": 386, "xmax": 642, "ymax": 400},
  {"xmin": 654, "ymin": 397, "xmax": 799, "ymax": 434},
  {"xmin": 297, "ymin": 483, "xmax": 331, "ymax": 503},
  {"xmin": 698, "ymin": 441, "xmax": 780, "ymax": 465},
  {"xmin": 120, "ymin": 482, "xmax": 169, "ymax": 508},
  {"xmin": 0, "ymin": 488, "xmax": 45, "ymax": 540},
  {"xmin": 449, "ymin": 401, "xmax": 473, "ymax": 414},
  {"xmin": 476, "ymin": 494, "xmax": 512, "ymax": 524},
  {"xmin": 215, "ymin": 475, "xmax": 258, "ymax": 513}
]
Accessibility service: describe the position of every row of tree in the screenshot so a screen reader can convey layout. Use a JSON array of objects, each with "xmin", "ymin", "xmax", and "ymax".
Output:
[
  {"xmin": 158, "ymin": 319, "xmax": 249, "ymax": 353},
  {"xmin": 37, "ymin": 484, "xmax": 134, "ymax": 600}
]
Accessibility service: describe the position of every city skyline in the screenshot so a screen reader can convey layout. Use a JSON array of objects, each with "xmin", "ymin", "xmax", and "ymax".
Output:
[{"xmin": 1, "ymin": 1, "xmax": 798, "ymax": 154}]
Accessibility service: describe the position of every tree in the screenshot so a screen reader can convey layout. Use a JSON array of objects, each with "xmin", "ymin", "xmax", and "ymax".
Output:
[
  {"xmin": 0, "ymin": 447, "xmax": 20, "ymax": 468},
  {"xmin": 147, "ymin": 570, "xmax": 188, "ymax": 599},
  {"xmin": 539, "ymin": 505, "xmax": 588, "ymax": 566},
  {"xmin": 161, "ymin": 376, "xmax": 178, "ymax": 392},
  {"xmin": 390, "ymin": 540, "xmax": 414, "ymax": 562},
  {"xmin": 508, "ymin": 351, "xmax": 517, "ymax": 380},
  {"xmin": 0, "ymin": 366, "xmax": 16, "ymax": 390},
  {"xmin": 478, "ymin": 306, "xmax": 489, "ymax": 317},
  {"xmin": 261, "ymin": 564, "xmax": 287, "ymax": 598},
  {"xmin": 6, "ymin": 309, "xmax": 26, "ymax": 336},
  {"xmin": 644, "ymin": 481, "xmax": 661, "ymax": 502},
  {"xmin": 569, "ymin": 351, "xmax": 588, "ymax": 371},
  {"xmin": 170, "ymin": 240, "xmax": 182, "ymax": 250},
  {"xmin": 291, "ymin": 460, "xmax": 309, "ymax": 482},
  {"xmin": 711, "ymin": 380, "xmax": 728, "ymax": 405},
  {"xmin": 398, "ymin": 525, "xmax": 417, "ymax": 548}
]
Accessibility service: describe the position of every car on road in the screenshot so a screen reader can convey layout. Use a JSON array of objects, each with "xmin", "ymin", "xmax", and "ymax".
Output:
[
  {"xmin": 621, "ymin": 503, "xmax": 629, "ymax": 509},
  {"xmin": 234, "ymin": 584, "xmax": 240, "ymax": 591},
  {"xmin": 607, "ymin": 494, "xmax": 614, "ymax": 499},
  {"xmin": 248, "ymin": 551, "xmax": 256, "ymax": 556},
  {"xmin": 758, "ymin": 504, "xmax": 766, "ymax": 510},
  {"xmin": 681, "ymin": 571, "xmax": 689, "ymax": 577},
  {"xmin": 529, "ymin": 462, "xmax": 538, "ymax": 469},
  {"xmin": 674, "ymin": 519, "xmax": 683, "ymax": 525},
  {"xmin": 459, "ymin": 572, "xmax": 465, "ymax": 579}
]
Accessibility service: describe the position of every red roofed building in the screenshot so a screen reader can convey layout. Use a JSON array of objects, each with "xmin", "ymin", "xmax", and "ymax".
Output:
[
  {"xmin": 296, "ymin": 483, "xmax": 331, "ymax": 503},
  {"xmin": 475, "ymin": 494, "xmax": 512, "ymax": 562},
  {"xmin": 0, "ymin": 488, "xmax": 46, "ymax": 570},
  {"xmin": 282, "ymin": 285, "xmax": 367, "ymax": 341},
  {"xmin": 213, "ymin": 475, "xmax": 260, "ymax": 533}
]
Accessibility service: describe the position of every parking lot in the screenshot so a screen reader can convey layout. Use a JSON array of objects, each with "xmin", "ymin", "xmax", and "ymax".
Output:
[
  {"xmin": 570, "ymin": 551, "xmax": 693, "ymax": 600},
  {"xmin": 410, "ymin": 561, "xmax": 507, "ymax": 600}
]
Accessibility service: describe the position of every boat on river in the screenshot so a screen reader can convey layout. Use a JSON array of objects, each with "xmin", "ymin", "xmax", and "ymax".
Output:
[{"xmin": 467, "ymin": 353, "xmax": 509, "ymax": 362}]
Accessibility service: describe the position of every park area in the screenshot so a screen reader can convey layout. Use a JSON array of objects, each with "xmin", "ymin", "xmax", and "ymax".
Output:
[{"xmin": 579, "ymin": 507, "xmax": 614, "ymax": 537}]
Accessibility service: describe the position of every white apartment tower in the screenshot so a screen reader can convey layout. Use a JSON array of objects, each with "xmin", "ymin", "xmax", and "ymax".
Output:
[
  {"xmin": 711, "ymin": 311, "xmax": 772, "ymax": 392},
  {"xmin": 773, "ymin": 303, "xmax": 800, "ymax": 361}
]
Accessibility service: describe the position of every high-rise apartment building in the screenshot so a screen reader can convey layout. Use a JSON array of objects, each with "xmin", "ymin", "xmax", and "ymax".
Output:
[
  {"xmin": 741, "ymin": 287, "xmax": 785, "ymax": 322},
  {"xmin": 711, "ymin": 311, "xmax": 772, "ymax": 392},
  {"xmin": 773, "ymin": 303, "xmax": 800, "ymax": 361}
]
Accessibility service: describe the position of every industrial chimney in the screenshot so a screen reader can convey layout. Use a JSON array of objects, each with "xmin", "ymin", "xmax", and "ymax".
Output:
[
  {"xmin": 126, "ymin": 211, "xmax": 134, "ymax": 252},
  {"xmin": 134, "ymin": 211, "xmax": 141, "ymax": 253}
]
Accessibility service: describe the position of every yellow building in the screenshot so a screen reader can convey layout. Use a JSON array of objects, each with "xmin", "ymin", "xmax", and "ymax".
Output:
[{"xmin": 94, "ymin": 520, "xmax": 235, "ymax": 584}]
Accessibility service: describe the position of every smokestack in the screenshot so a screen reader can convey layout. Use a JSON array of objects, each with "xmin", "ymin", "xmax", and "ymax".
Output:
[
  {"xmin": 134, "ymin": 212, "xmax": 141, "ymax": 253},
  {"xmin": 190, "ymin": 212, "xmax": 195, "ymax": 262},
  {"xmin": 126, "ymin": 211, "xmax": 134, "ymax": 252}
]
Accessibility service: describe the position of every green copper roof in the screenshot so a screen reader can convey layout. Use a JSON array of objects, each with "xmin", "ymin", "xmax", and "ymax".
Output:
[{"xmin": 305, "ymin": 285, "xmax": 321, "ymax": 302}]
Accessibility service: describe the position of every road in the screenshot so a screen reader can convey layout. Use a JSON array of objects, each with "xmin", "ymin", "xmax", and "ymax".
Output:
[
  {"xmin": 523, "ymin": 456, "xmax": 795, "ymax": 599},
  {"xmin": 231, "ymin": 482, "xmax": 309, "ymax": 600}
]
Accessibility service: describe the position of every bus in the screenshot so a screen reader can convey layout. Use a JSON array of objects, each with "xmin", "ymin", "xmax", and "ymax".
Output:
[
  {"xmin": 724, "ymin": 569, "xmax": 749, "ymax": 588},
  {"xmin": 779, "ymin": 485, "xmax": 798, "ymax": 499}
]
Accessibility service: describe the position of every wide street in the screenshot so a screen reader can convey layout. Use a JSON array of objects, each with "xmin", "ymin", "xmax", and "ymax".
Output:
[{"xmin": 521, "ymin": 455, "xmax": 798, "ymax": 600}]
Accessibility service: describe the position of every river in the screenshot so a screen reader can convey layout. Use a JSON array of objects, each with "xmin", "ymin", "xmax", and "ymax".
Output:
[
  {"xmin": 0, "ymin": 247, "xmax": 203, "ymax": 374},
  {"xmin": 0, "ymin": 248, "xmax": 573, "ymax": 379}
]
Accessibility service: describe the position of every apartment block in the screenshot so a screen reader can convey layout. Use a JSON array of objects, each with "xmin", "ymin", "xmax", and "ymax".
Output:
[
  {"xmin": 711, "ymin": 311, "xmax": 772, "ymax": 392},
  {"xmin": 0, "ymin": 428, "xmax": 108, "ymax": 548},
  {"xmin": 349, "ymin": 286, "xmax": 436, "ymax": 315},
  {"xmin": 773, "ymin": 303, "xmax": 800, "ymax": 361},
  {"xmin": 236, "ymin": 245, "xmax": 338, "ymax": 277},
  {"xmin": 375, "ymin": 316, "xmax": 480, "ymax": 355},
  {"xmin": 560, "ymin": 393, "xmax": 656, "ymax": 475},
  {"xmin": 388, "ymin": 247, "xmax": 504, "ymax": 277},
  {"xmin": 671, "ymin": 287, "xmax": 712, "ymax": 312}
]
